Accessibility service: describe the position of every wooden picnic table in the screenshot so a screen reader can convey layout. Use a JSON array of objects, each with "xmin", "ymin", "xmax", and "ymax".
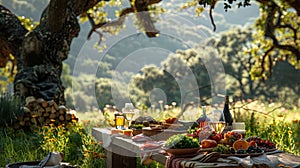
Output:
[{"xmin": 92, "ymin": 128, "xmax": 300, "ymax": 168}]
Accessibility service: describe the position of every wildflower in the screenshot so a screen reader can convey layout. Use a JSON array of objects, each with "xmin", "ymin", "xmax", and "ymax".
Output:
[
  {"xmin": 288, "ymin": 130, "xmax": 292, "ymax": 135},
  {"xmin": 57, "ymin": 124, "xmax": 63, "ymax": 128}
]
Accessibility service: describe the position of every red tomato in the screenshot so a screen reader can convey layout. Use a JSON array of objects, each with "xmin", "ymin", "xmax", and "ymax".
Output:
[{"xmin": 209, "ymin": 132, "xmax": 222, "ymax": 142}]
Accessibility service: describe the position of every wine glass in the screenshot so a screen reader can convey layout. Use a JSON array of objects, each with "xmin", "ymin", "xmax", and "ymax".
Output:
[
  {"xmin": 208, "ymin": 120, "xmax": 226, "ymax": 134},
  {"xmin": 123, "ymin": 103, "xmax": 135, "ymax": 128},
  {"xmin": 207, "ymin": 109, "xmax": 226, "ymax": 134}
]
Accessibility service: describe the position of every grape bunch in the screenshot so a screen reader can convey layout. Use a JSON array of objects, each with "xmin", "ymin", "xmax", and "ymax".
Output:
[
  {"xmin": 246, "ymin": 136, "xmax": 276, "ymax": 149},
  {"xmin": 212, "ymin": 144, "xmax": 233, "ymax": 154}
]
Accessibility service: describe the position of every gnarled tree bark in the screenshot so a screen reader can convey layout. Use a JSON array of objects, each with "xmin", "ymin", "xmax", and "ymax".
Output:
[{"xmin": 0, "ymin": 0, "xmax": 159, "ymax": 105}]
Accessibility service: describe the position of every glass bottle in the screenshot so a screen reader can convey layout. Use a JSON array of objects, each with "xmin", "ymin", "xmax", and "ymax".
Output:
[
  {"xmin": 196, "ymin": 106, "xmax": 210, "ymax": 128},
  {"xmin": 219, "ymin": 95, "xmax": 233, "ymax": 130}
]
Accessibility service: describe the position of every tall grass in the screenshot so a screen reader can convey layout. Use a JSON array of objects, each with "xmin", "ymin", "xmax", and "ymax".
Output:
[
  {"xmin": 0, "ymin": 127, "xmax": 44, "ymax": 166},
  {"xmin": 0, "ymin": 123, "xmax": 106, "ymax": 167},
  {"xmin": 0, "ymin": 93, "xmax": 24, "ymax": 126},
  {"xmin": 232, "ymin": 100, "xmax": 300, "ymax": 155}
]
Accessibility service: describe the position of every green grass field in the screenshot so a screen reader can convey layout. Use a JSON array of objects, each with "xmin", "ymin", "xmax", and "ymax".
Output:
[{"xmin": 0, "ymin": 100, "xmax": 299, "ymax": 167}]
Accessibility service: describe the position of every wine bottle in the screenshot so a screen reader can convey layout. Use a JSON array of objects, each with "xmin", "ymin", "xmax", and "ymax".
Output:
[
  {"xmin": 219, "ymin": 96, "xmax": 233, "ymax": 126},
  {"xmin": 196, "ymin": 106, "xmax": 210, "ymax": 128}
]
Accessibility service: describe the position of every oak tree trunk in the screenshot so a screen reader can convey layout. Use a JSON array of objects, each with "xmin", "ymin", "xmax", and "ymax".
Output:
[{"xmin": 0, "ymin": 0, "xmax": 103, "ymax": 105}]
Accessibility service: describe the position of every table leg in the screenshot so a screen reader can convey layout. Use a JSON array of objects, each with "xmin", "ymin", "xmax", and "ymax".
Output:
[{"xmin": 105, "ymin": 144, "xmax": 137, "ymax": 168}]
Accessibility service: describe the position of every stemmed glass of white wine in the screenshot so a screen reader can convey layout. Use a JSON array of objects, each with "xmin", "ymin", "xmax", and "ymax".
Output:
[
  {"xmin": 123, "ymin": 103, "xmax": 135, "ymax": 128},
  {"xmin": 207, "ymin": 109, "xmax": 226, "ymax": 134}
]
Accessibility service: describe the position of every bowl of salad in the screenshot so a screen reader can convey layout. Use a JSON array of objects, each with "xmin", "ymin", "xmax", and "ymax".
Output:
[{"xmin": 162, "ymin": 134, "xmax": 200, "ymax": 155}]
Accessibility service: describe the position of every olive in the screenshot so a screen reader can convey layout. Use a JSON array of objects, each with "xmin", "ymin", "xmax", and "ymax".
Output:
[
  {"xmin": 230, "ymin": 147, "xmax": 236, "ymax": 154},
  {"xmin": 237, "ymin": 149, "xmax": 245, "ymax": 154},
  {"xmin": 256, "ymin": 147, "xmax": 263, "ymax": 153}
]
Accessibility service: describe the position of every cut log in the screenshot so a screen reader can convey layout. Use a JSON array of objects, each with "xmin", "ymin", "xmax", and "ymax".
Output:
[
  {"xmin": 65, "ymin": 113, "xmax": 72, "ymax": 121},
  {"xmin": 43, "ymin": 112, "xmax": 50, "ymax": 117},
  {"xmin": 48, "ymin": 100, "xmax": 55, "ymax": 107},
  {"xmin": 23, "ymin": 107, "xmax": 31, "ymax": 113},
  {"xmin": 58, "ymin": 105, "xmax": 67, "ymax": 114},
  {"xmin": 37, "ymin": 110, "xmax": 43, "ymax": 117},
  {"xmin": 59, "ymin": 115, "xmax": 65, "ymax": 121},
  {"xmin": 41, "ymin": 101, "xmax": 48, "ymax": 108},
  {"xmin": 45, "ymin": 107, "xmax": 52, "ymax": 113},
  {"xmin": 25, "ymin": 96, "xmax": 36, "ymax": 106},
  {"xmin": 31, "ymin": 113, "xmax": 37, "ymax": 118},
  {"xmin": 53, "ymin": 101, "xmax": 59, "ymax": 110},
  {"xmin": 49, "ymin": 113, "xmax": 56, "ymax": 119},
  {"xmin": 15, "ymin": 96, "xmax": 79, "ymax": 128},
  {"xmin": 51, "ymin": 106, "xmax": 57, "ymax": 113},
  {"xmin": 36, "ymin": 98, "xmax": 45, "ymax": 104},
  {"xmin": 31, "ymin": 118, "xmax": 37, "ymax": 125},
  {"xmin": 38, "ymin": 107, "xmax": 45, "ymax": 113}
]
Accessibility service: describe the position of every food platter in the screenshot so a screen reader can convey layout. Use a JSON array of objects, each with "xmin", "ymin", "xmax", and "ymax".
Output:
[
  {"xmin": 162, "ymin": 147, "xmax": 213, "ymax": 156},
  {"xmin": 220, "ymin": 151, "xmax": 264, "ymax": 158}
]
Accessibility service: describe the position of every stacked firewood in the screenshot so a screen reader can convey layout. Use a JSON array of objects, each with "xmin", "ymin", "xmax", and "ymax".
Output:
[{"xmin": 13, "ymin": 96, "xmax": 79, "ymax": 129}]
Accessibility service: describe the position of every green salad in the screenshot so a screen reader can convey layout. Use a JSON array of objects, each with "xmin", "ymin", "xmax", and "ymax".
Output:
[{"xmin": 163, "ymin": 134, "xmax": 200, "ymax": 149}]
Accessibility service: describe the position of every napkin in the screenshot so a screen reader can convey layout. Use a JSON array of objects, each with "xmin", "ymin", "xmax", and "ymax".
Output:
[
  {"xmin": 18, "ymin": 152, "xmax": 64, "ymax": 168},
  {"xmin": 227, "ymin": 151, "xmax": 300, "ymax": 168},
  {"xmin": 139, "ymin": 141, "xmax": 164, "ymax": 165}
]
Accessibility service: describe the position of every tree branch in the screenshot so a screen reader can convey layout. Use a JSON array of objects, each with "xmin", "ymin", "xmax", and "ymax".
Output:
[
  {"xmin": 0, "ymin": 5, "xmax": 28, "ymax": 69},
  {"xmin": 261, "ymin": 0, "xmax": 300, "ymax": 62},
  {"xmin": 260, "ymin": 46, "xmax": 274, "ymax": 80},
  {"xmin": 72, "ymin": 0, "xmax": 109, "ymax": 16},
  {"xmin": 87, "ymin": 0, "xmax": 161, "ymax": 41},
  {"xmin": 87, "ymin": 7, "xmax": 134, "ymax": 40},
  {"xmin": 47, "ymin": 0, "xmax": 69, "ymax": 32}
]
